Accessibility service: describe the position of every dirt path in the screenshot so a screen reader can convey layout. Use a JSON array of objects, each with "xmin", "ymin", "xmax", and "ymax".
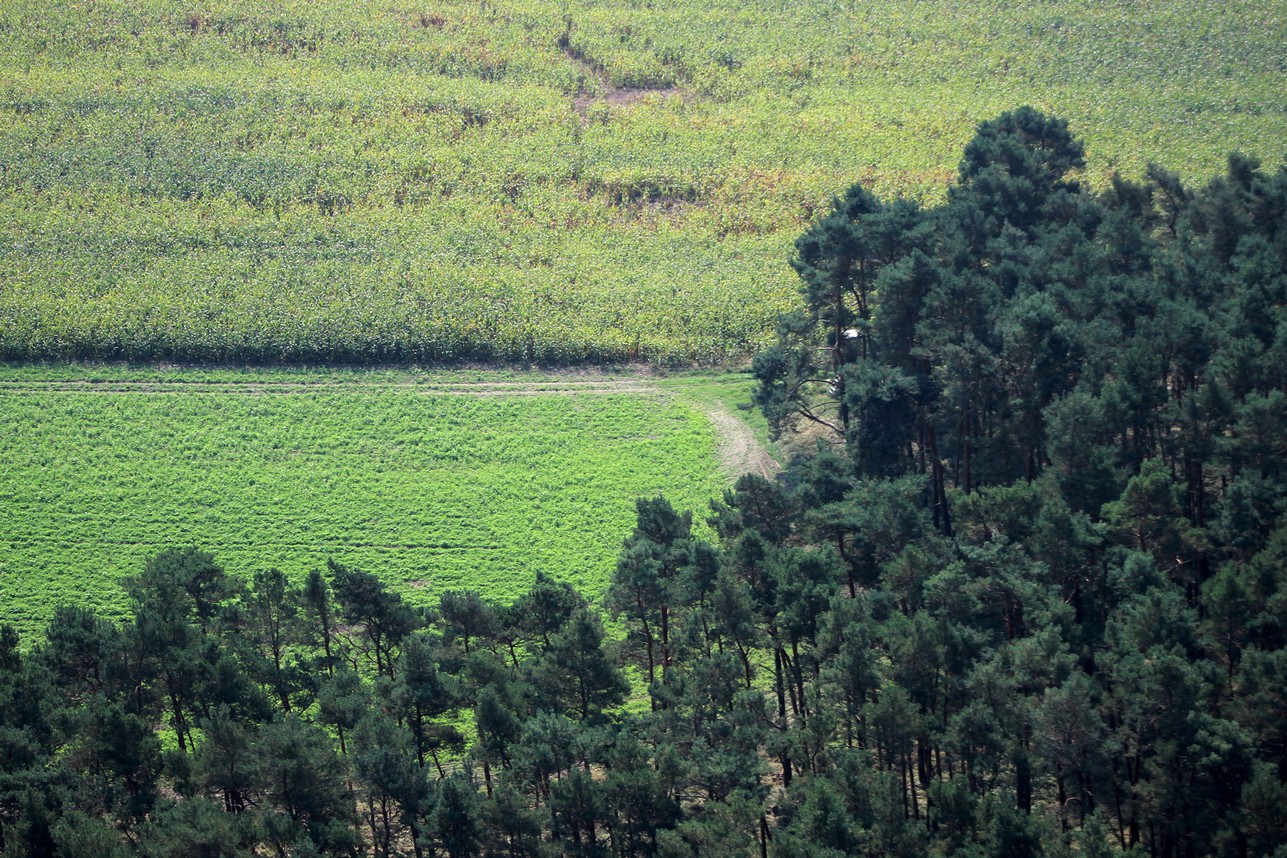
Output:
[
  {"xmin": 2, "ymin": 375, "xmax": 779, "ymax": 477},
  {"xmin": 702, "ymin": 405, "xmax": 779, "ymax": 480},
  {"xmin": 0, "ymin": 379, "xmax": 657, "ymax": 396}
]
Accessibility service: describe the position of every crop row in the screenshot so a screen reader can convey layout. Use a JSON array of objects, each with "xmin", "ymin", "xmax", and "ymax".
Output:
[{"xmin": 0, "ymin": 193, "xmax": 796, "ymax": 364}]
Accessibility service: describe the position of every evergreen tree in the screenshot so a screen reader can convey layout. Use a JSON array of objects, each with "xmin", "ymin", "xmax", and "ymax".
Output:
[{"xmin": 531, "ymin": 609, "xmax": 627, "ymax": 723}]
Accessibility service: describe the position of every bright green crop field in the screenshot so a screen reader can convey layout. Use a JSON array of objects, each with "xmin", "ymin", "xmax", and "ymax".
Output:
[
  {"xmin": 1, "ymin": 0, "xmax": 1283, "ymax": 364},
  {"xmin": 0, "ymin": 365, "xmax": 750, "ymax": 642}
]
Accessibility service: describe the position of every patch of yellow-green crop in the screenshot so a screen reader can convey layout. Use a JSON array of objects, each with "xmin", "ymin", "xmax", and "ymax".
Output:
[
  {"xmin": 0, "ymin": 0, "xmax": 1282, "ymax": 363},
  {"xmin": 0, "ymin": 366, "xmax": 727, "ymax": 642}
]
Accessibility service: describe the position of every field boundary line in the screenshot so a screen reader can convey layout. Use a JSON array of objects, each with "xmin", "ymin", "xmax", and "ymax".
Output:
[
  {"xmin": 0, "ymin": 373, "xmax": 781, "ymax": 479},
  {"xmin": 0, "ymin": 379, "xmax": 662, "ymax": 396}
]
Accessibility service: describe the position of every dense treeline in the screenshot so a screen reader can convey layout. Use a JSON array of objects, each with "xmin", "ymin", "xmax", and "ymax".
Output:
[
  {"xmin": 2, "ymin": 111, "xmax": 1285, "ymax": 856},
  {"xmin": 744, "ymin": 108, "xmax": 1287, "ymax": 855}
]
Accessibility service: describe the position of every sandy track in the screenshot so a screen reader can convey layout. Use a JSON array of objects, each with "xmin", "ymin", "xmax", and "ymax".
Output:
[
  {"xmin": 0, "ymin": 379, "xmax": 657, "ymax": 396},
  {"xmin": 703, "ymin": 405, "xmax": 779, "ymax": 480},
  {"xmin": 1, "ymin": 376, "xmax": 779, "ymax": 477}
]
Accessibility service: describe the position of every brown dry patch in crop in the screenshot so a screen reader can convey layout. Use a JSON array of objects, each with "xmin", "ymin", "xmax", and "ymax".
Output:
[{"xmin": 574, "ymin": 84, "xmax": 684, "ymax": 124}]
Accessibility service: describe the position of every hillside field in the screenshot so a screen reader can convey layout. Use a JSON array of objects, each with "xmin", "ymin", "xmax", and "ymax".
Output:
[
  {"xmin": 0, "ymin": 365, "xmax": 757, "ymax": 642},
  {"xmin": 1, "ymin": 0, "xmax": 1283, "ymax": 364}
]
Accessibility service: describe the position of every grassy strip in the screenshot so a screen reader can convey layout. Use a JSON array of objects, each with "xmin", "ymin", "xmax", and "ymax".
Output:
[{"xmin": 0, "ymin": 365, "xmax": 730, "ymax": 642}]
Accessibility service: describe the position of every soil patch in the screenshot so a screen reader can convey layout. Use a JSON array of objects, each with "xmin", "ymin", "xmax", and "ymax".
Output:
[{"xmin": 703, "ymin": 405, "xmax": 778, "ymax": 480}]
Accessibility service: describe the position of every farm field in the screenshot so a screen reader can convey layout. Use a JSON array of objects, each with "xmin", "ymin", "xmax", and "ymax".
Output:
[
  {"xmin": 1, "ymin": 0, "xmax": 1283, "ymax": 364},
  {"xmin": 0, "ymin": 364, "xmax": 753, "ymax": 642}
]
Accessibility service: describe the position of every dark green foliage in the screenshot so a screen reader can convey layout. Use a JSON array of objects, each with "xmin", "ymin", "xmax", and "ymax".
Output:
[
  {"xmin": 327, "ymin": 559, "xmax": 415, "ymax": 679},
  {"xmin": 350, "ymin": 709, "xmax": 427, "ymax": 857},
  {"xmin": 242, "ymin": 568, "xmax": 304, "ymax": 714},
  {"xmin": 256, "ymin": 715, "xmax": 356, "ymax": 853},
  {"xmin": 133, "ymin": 797, "xmax": 253, "ymax": 858},
  {"xmin": 473, "ymin": 683, "xmax": 522, "ymax": 798},
  {"xmin": 193, "ymin": 706, "xmax": 256, "ymax": 816},
  {"xmin": 504, "ymin": 571, "xmax": 585, "ymax": 656},
  {"xmin": 316, "ymin": 668, "xmax": 367, "ymax": 758},
  {"xmin": 394, "ymin": 633, "xmax": 464, "ymax": 776},
  {"xmin": 432, "ymin": 774, "xmax": 481, "ymax": 858},
  {"xmin": 740, "ymin": 110, "xmax": 1287, "ymax": 857},
  {"xmin": 530, "ymin": 609, "xmax": 627, "ymax": 722},
  {"xmin": 439, "ymin": 592, "xmax": 501, "ymax": 663}
]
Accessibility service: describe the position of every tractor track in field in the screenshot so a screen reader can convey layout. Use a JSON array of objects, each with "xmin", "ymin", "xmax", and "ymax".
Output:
[
  {"xmin": 0, "ymin": 376, "xmax": 779, "ymax": 479},
  {"xmin": 0, "ymin": 379, "xmax": 658, "ymax": 396},
  {"xmin": 703, "ymin": 404, "xmax": 779, "ymax": 480}
]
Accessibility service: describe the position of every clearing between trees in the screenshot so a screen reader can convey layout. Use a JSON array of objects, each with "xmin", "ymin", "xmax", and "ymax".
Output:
[{"xmin": 0, "ymin": 367, "xmax": 771, "ymax": 642}]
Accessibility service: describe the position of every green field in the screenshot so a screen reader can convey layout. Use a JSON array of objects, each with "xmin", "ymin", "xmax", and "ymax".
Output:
[
  {"xmin": 0, "ymin": 365, "xmax": 752, "ymax": 641},
  {"xmin": 1, "ymin": 0, "xmax": 1282, "ymax": 364}
]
